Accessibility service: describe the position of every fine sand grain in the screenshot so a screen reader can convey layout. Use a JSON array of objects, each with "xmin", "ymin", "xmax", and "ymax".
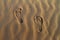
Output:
[{"xmin": 0, "ymin": 0, "xmax": 60, "ymax": 40}]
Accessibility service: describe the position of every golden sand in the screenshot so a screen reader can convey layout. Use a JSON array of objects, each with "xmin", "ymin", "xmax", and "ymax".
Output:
[{"xmin": 0, "ymin": 0, "xmax": 60, "ymax": 40}]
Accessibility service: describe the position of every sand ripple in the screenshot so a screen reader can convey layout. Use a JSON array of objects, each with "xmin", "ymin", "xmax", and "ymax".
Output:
[{"xmin": 0, "ymin": 0, "xmax": 60, "ymax": 40}]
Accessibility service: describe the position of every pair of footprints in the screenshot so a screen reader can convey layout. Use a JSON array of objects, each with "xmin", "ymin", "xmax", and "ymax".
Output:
[{"xmin": 14, "ymin": 8, "xmax": 43, "ymax": 32}]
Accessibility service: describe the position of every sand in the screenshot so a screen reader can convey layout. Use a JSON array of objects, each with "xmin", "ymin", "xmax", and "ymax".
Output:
[{"xmin": 0, "ymin": 0, "xmax": 60, "ymax": 40}]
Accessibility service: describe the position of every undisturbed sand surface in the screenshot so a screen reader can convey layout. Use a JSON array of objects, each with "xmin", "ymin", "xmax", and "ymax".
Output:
[{"xmin": 0, "ymin": 0, "xmax": 60, "ymax": 40}]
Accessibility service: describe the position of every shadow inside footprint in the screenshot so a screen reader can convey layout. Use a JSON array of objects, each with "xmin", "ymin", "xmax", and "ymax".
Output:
[
  {"xmin": 39, "ymin": 27, "xmax": 42, "ymax": 32},
  {"xmin": 20, "ymin": 18, "xmax": 23, "ymax": 24}
]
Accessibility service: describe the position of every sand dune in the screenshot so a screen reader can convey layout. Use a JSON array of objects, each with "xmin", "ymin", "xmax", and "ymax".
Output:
[{"xmin": 0, "ymin": 0, "xmax": 60, "ymax": 40}]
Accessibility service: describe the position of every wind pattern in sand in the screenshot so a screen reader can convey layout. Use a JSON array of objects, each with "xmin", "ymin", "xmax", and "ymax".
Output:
[{"xmin": 0, "ymin": 0, "xmax": 60, "ymax": 40}]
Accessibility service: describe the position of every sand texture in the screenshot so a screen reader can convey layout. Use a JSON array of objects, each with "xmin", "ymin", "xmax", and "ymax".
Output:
[{"xmin": 0, "ymin": 0, "xmax": 60, "ymax": 40}]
